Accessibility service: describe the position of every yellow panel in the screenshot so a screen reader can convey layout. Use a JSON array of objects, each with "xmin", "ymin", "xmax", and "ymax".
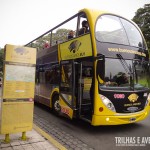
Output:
[
  {"xmin": 3, "ymin": 80, "xmax": 35, "ymax": 99},
  {"xmin": 0, "ymin": 102, "xmax": 34, "ymax": 134},
  {"xmin": 60, "ymin": 34, "xmax": 92, "ymax": 60},
  {"xmin": 59, "ymin": 97, "xmax": 73, "ymax": 119},
  {"xmin": 2, "ymin": 44, "xmax": 36, "ymax": 99},
  {"xmin": 82, "ymin": 78, "xmax": 92, "ymax": 91},
  {"xmin": 5, "ymin": 44, "xmax": 36, "ymax": 64}
]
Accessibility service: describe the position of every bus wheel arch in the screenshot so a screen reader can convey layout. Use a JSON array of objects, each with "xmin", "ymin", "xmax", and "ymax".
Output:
[{"xmin": 52, "ymin": 93, "xmax": 60, "ymax": 114}]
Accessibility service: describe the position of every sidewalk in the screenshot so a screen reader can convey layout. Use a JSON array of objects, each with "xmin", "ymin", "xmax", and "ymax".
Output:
[
  {"xmin": 0, "ymin": 124, "xmax": 66, "ymax": 150},
  {"xmin": 0, "ymin": 89, "xmax": 66, "ymax": 150}
]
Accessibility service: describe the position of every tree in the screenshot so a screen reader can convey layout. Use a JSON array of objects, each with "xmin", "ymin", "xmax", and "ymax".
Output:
[
  {"xmin": 132, "ymin": 4, "xmax": 150, "ymax": 51},
  {"xmin": 133, "ymin": 4, "xmax": 150, "ymax": 88},
  {"xmin": 31, "ymin": 29, "xmax": 70, "ymax": 51}
]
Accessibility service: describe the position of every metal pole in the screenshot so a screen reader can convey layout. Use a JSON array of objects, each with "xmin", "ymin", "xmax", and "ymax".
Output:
[
  {"xmin": 21, "ymin": 132, "xmax": 27, "ymax": 141},
  {"xmin": 4, "ymin": 134, "xmax": 10, "ymax": 143}
]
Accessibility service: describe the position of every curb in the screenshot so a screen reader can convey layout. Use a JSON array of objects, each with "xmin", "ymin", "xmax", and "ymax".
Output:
[{"xmin": 33, "ymin": 124, "xmax": 67, "ymax": 150}]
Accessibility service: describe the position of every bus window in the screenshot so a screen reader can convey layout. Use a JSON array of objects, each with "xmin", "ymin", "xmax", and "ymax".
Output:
[
  {"xmin": 96, "ymin": 15, "xmax": 129, "ymax": 45},
  {"xmin": 39, "ymin": 72, "xmax": 45, "ymax": 84},
  {"xmin": 67, "ymin": 30, "xmax": 75, "ymax": 40},
  {"xmin": 51, "ymin": 16, "xmax": 78, "ymax": 45},
  {"xmin": 105, "ymin": 58, "xmax": 131, "ymax": 86},
  {"xmin": 45, "ymin": 70, "xmax": 53, "ymax": 83},
  {"xmin": 78, "ymin": 20, "xmax": 89, "ymax": 35},
  {"xmin": 121, "ymin": 18, "xmax": 145, "ymax": 48},
  {"xmin": 96, "ymin": 14, "xmax": 146, "ymax": 49},
  {"xmin": 134, "ymin": 60, "xmax": 150, "ymax": 88},
  {"xmin": 61, "ymin": 64, "xmax": 72, "ymax": 89},
  {"xmin": 0, "ymin": 77, "xmax": 2, "ymax": 87},
  {"xmin": 82, "ymin": 67, "xmax": 92, "ymax": 77},
  {"xmin": 35, "ymin": 71, "xmax": 40, "ymax": 83},
  {"xmin": 77, "ymin": 12, "xmax": 89, "ymax": 36},
  {"xmin": 45, "ymin": 66, "xmax": 60, "ymax": 84},
  {"xmin": 97, "ymin": 58, "xmax": 150, "ymax": 89}
]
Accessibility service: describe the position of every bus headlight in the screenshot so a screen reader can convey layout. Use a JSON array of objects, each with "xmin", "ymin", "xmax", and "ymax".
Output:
[{"xmin": 100, "ymin": 94, "xmax": 116, "ymax": 112}]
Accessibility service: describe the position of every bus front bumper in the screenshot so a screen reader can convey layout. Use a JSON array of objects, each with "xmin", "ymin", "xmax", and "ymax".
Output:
[{"xmin": 91, "ymin": 109, "xmax": 150, "ymax": 126}]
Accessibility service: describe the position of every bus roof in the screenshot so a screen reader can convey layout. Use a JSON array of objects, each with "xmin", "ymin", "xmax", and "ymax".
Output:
[{"xmin": 79, "ymin": 8, "xmax": 133, "ymax": 25}]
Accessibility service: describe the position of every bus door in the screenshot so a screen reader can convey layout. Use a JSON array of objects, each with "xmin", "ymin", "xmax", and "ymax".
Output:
[
  {"xmin": 59, "ymin": 60, "xmax": 76, "ymax": 119},
  {"xmin": 77, "ymin": 61, "xmax": 93, "ymax": 121}
]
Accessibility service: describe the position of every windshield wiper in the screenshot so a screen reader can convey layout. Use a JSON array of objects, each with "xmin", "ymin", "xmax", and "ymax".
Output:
[
  {"xmin": 116, "ymin": 54, "xmax": 132, "ymax": 75},
  {"xmin": 133, "ymin": 59, "xmax": 141, "ymax": 84},
  {"xmin": 116, "ymin": 54, "xmax": 134, "ymax": 90}
]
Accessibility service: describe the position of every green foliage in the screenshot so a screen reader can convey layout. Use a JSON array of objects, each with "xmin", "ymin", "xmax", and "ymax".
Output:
[
  {"xmin": 31, "ymin": 29, "xmax": 70, "ymax": 51},
  {"xmin": 133, "ymin": 4, "xmax": 150, "ymax": 88},
  {"xmin": 132, "ymin": 4, "xmax": 150, "ymax": 52},
  {"xmin": 139, "ymin": 76, "xmax": 150, "ymax": 88}
]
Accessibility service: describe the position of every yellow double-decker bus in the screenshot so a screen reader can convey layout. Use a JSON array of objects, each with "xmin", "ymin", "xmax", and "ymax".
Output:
[{"xmin": 26, "ymin": 8, "xmax": 150, "ymax": 126}]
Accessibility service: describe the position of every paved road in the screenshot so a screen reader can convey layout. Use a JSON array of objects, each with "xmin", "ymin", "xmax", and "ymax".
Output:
[
  {"xmin": 34, "ymin": 103, "xmax": 150, "ymax": 150},
  {"xmin": 0, "ymin": 87, "xmax": 149, "ymax": 150}
]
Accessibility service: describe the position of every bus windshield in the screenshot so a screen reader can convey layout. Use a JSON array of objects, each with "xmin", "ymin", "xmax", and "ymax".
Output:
[
  {"xmin": 97, "ymin": 58, "xmax": 149, "ymax": 90},
  {"xmin": 95, "ymin": 15, "xmax": 146, "ymax": 48}
]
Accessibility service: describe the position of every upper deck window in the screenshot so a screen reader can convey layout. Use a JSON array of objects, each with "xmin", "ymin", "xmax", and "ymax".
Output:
[
  {"xmin": 120, "ymin": 18, "xmax": 143, "ymax": 47},
  {"xmin": 95, "ymin": 15, "xmax": 145, "ymax": 48}
]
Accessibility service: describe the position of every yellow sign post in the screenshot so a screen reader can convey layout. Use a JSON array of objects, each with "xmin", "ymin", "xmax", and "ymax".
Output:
[{"xmin": 0, "ymin": 44, "xmax": 36, "ymax": 142}]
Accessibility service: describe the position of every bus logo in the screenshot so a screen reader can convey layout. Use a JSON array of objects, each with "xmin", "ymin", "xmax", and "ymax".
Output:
[
  {"xmin": 15, "ymin": 47, "xmax": 29, "ymax": 55},
  {"xmin": 68, "ymin": 40, "xmax": 81, "ymax": 53},
  {"xmin": 128, "ymin": 93, "xmax": 139, "ymax": 102}
]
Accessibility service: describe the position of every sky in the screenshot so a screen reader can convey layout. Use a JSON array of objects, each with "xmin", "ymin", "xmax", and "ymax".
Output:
[{"xmin": 0, "ymin": 0, "xmax": 149, "ymax": 48}]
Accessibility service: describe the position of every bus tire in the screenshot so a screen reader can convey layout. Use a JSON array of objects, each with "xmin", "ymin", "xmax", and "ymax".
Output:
[{"xmin": 52, "ymin": 94, "xmax": 60, "ymax": 115}]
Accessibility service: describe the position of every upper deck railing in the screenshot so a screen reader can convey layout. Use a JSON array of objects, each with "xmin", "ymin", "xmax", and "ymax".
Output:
[{"xmin": 25, "ymin": 13, "xmax": 78, "ymax": 50}]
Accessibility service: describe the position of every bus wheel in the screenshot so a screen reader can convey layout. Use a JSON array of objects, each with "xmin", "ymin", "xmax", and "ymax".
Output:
[{"xmin": 52, "ymin": 95, "xmax": 60, "ymax": 114}]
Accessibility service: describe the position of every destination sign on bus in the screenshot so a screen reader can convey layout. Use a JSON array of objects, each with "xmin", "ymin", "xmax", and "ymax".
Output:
[{"xmin": 108, "ymin": 48, "xmax": 146, "ymax": 57}]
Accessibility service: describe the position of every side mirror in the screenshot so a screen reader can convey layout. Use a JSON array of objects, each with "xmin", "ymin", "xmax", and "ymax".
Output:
[{"xmin": 96, "ymin": 57, "xmax": 105, "ymax": 83}]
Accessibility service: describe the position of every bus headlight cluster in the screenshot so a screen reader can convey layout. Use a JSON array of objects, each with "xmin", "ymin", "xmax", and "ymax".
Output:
[{"xmin": 100, "ymin": 94, "xmax": 116, "ymax": 112}]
